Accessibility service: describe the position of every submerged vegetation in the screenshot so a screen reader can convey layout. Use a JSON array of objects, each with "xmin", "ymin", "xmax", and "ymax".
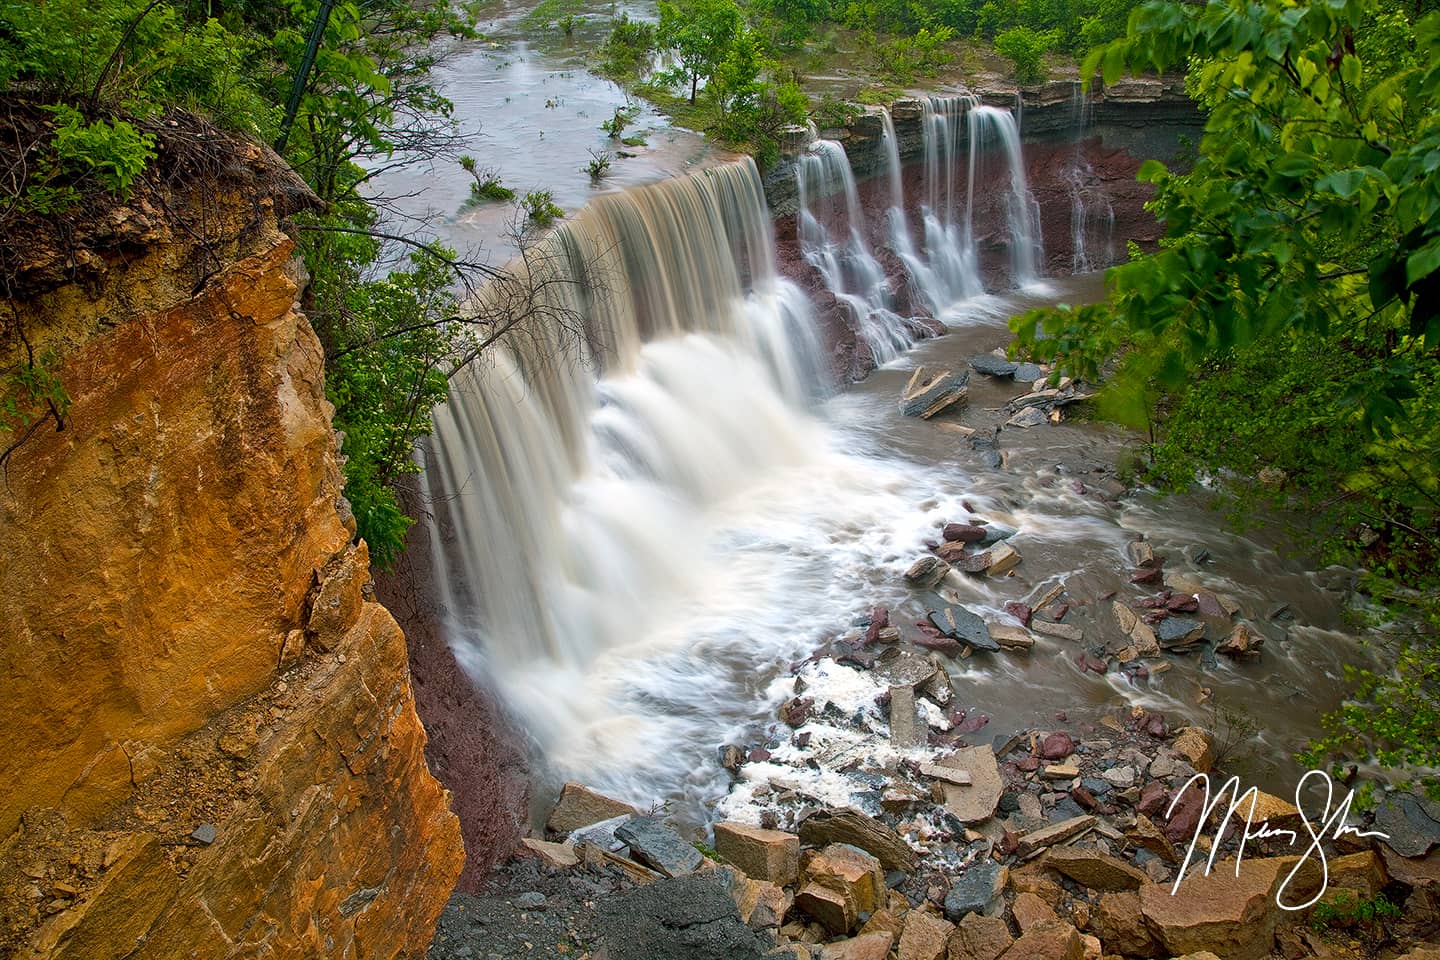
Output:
[{"xmin": 1015, "ymin": 0, "xmax": 1440, "ymax": 795}]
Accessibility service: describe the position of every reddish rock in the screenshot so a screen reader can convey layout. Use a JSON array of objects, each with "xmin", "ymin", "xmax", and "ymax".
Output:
[
  {"xmin": 1005, "ymin": 602, "xmax": 1033, "ymax": 626},
  {"xmin": 1039, "ymin": 732, "xmax": 1075, "ymax": 760},
  {"xmin": 944, "ymin": 523, "xmax": 988, "ymax": 542}
]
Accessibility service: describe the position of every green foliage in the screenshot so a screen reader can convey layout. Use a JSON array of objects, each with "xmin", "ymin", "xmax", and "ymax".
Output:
[
  {"xmin": 812, "ymin": 94, "xmax": 862, "ymax": 130},
  {"xmin": 585, "ymin": 149, "xmax": 612, "ymax": 180},
  {"xmin": 602, "ymin": 104, "xmax": 639, "ymax": 138},
  {"xmin": 598, "ymin": 14, "xmax": 657, "ymax": 81},
  {"xmin": 459, "ymin": 156, "xmax": 515, "ymax": 203},
  {"xmin": 46, "ymin": 105, "xmax": 155, "ymax": 198},
  {"xmin": 872, "ymin": 25, "xmax": 955, "ymax": 83},
  {"xmin": 522, "ymin": 189, "xmax": 564, "ymax": 227},
  {"xmin": 1014, "ymin": 0, "xmax": 1440, "ymax": 789},
  {"xmin": 658, "ymin": 0, "xmax": 745, "ymax": 103},
  {"xmin": 993, "ymin": 26, "xmax": 1058, "ymax": 84},
  {"xmin": 323, "ymin": 248, "xmax": 462, "ymax": 571},
  {"xmin": 1309, "ymin": 891, "xmax": 1402, "ymax": 932}
]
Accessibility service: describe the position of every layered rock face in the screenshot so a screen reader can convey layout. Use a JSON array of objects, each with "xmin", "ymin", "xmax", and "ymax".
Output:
[{"xmin": 0, "ymin": 127, "xmax": 462, "ymax": 956}]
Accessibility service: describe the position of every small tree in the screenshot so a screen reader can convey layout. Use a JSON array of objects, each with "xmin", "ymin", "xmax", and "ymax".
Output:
[
  {"xmin": 994, "ymin": 26, "xmax": 1057, "ymax": 85},
  {"xmin": 657, "ymin": 0, "xmax": 744, "ymax": 104}
]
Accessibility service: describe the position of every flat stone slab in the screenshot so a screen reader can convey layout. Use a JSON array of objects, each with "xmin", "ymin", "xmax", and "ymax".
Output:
[
  {"xmin": 970, "ymin": 354, "xmax": 1018, "ymax": 377},
  {"xmin": 1016, "ymin": 816, "xmax": 1096, "ymax": 858},
  {"xmin": 616, "ymin": 817, "xmax": 703, "ymax": 878},
  {"xmin": 928, "ymin": 604, "xmax": 998, "ymax": 651},
  {"xmin": 937, "ymin": 746, "xmax": 1003, "ymax": 823},
  {"xmin": 1375, "ymin": 794, "xmax": 1440, "ymax": 858}
]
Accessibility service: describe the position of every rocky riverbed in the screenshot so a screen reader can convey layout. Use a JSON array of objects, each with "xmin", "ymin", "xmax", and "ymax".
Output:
[{"xmin": 428, "ymin": 343, "xmax": 1440, "ymax": 960}]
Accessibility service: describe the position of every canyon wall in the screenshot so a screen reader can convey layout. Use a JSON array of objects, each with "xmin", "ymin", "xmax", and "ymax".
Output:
[{"xmin": 0, "ymin": 119, "xmax": 463, "ymax": 957}]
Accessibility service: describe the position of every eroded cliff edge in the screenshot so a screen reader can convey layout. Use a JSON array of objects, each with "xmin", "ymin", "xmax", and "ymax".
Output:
[{"xmin": 0, "ymin": 117, "xmax": 463, "ymax": 957}]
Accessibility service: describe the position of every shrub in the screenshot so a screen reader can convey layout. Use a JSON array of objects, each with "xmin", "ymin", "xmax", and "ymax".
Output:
[
  {"xmin": 522, "ymin": 189, "xmax": 564, "ymax": 226},
  {"xmin": 47, "ymin": 105, "xmax": 156, "ymax": 198},
  {"xmin": 994, "ymin": 26, "xmax": 1057, "ymax": 84},
  {"xmin": 459, "ymin": 155, "xmax": 515, "ymax": 203},
  {"xmin": 584, "ymin": 149, "xmax": 612, "ymax": 180}
]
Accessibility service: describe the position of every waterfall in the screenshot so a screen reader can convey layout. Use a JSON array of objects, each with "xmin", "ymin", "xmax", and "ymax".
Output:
[
  {"xmin": 916, "ymin": 96, "xmax": 984, "ymax": 304},
  {"xmin": 967, "ymin": 104, "xmax": 1045, "ymax": 287},
  {"xmin": 1066, "ymin": 82, "xmax": 1115, "ymax": 273},
  {"xmin": 424, "ymin": 159, "xmax": 827, "ymax": 691},
  {"xmin": 795, "ymin": 139, "xmax": 916, "ymax": 363},
  {"xmin": 878, "ymin": 108, "xmax": 946, "ymax": 314}
]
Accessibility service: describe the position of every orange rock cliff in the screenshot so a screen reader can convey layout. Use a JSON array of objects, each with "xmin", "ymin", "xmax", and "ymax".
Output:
[{"xmin": 0, "ymin": 126, "xmax": 465, "ymax": 957}]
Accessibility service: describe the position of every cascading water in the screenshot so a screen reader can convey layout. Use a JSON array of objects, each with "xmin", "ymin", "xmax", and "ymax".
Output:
[
  {"xmin": 879, "ymin": 107, "xmax": 948, "ymax": 314},
  {"xmin": 795, "ymin": 140, "xmax": 918, "ymax": 363},
  {"xmin": 967, "ymin": 104, "xmax": 1045, "ymax": 287},
  {"xmin": 426, "ymin": 159, "xmax": 826, "ymax": 692},
  {"xmin": 917, "ymin": 96, "xmax": 984, "ymax": 303},
  {"xmin": 1066, "ymin": 81, "xmax": 1116, "ymax": 273}
]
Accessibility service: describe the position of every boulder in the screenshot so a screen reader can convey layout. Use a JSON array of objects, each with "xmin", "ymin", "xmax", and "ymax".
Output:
[
  {"xmin": 731, "ymin": 875, "xmax": 792, "ymax": 929},
  {"xmin": 616, "ymin": 817, "xmax": 704, "ymax": 877},
  {"xmin": 1013, "ymin": 362, "xmax": 1044, "ymax": 381},
  {"xmin": 996, "ymin": 920, "xmax": 1084, "ymax": 960},
  {"xmin": 944, "ymin": 523, "xmax": 988, "ymax": 542},
  {"xmin": 943, "ymin": 860, "xmax": 1007, "ymax": 921},
  {"xmin": 906, "ymin": 556, "xmax": 952, "ymax": 589},
  {"xmin": 801, "ymin": 843, "xmax": 887, "ymax": 931},
  {"xmin": 548, "ymin": 782, "xmax": 638, "ymax": 834},
  {"xmin": 897, "ymin": 910, "xmax": 955, "ymax": 960},
  {"xmin": 901, "ymin": 368, "xmax": 970, "ymax": 419},
  {"xmin": 796, "ymin": 881, "xmax": 855, "ymax": 935},
  {"xmin": 1374, "ymin": 793, "xmax": 1440, "ymax": 858},
  {"xmin": 1005, "ymin": 407, "xmax": 1048, "ymax": 429},
  {"xmin": 1044, "ymin": 846, "xmax": 1147, "ymax": 891},
  {"xmin": 799, "ymin": 808, "xmax": 918, "ymax": 873},
  {"xmin": 714, "ymin": 821, "xmax": 800, "ymax": 886},
  {"xmin": 597, "ymin": 874, "xmax": 774, "ymax": 960},
  {"xmin": 935, "ymin": 746, "xmax": 1004, "ymax": 823},
  {"xmin": 1040, "ymin": 732, "xmax": 1075, "ymax": 761},
  {"xmin": 1125, "ymin": 540, "xmax": 1156, "ymax": 566},
  {"xmin": 1126, "ymin": 814, "xmax": 1179, "ymax": 863},
  {"xmin": 1095, "ymin": 891, "xmax": 1159, "ymax": 957},
  {"xmin": 1032, "ymin": 620, "xmax": 1083, "ymax": 642},
  {"xmin": 970, "ymin": 354, "xmax": 1018, "ymax": 377},
  {"xmin": 1157, "ymin": 618, "xmax": 1205, "ymax": 647},
  {"xmin": 988, "ymin": 625, "xmax": 1035, "ymax": 651},
  {"xmin": 1170, "ymin": 728, "xmax": 1215, "ymax": 773},
  {"xmin": 822, "ymin": 932, "xmax": 894, "ymax": 960},
  {"xmin": 985, "ymin": 542, "xmax": 1022, "ymax": 576},
  {"xmin": 948, "ymin": 913, "xmax": 1014, "ymax": 960},
  {"xmin": 1011, "ymin": 891, "xmax": 1058, "ymax": 932},
  {"xmin": 519, "ymin": 837, "xmax": 579, "ymax": 868},
  {"xmin": 1216, "ymin": 622, "xmax": 1264, "ymax": 658},
  {"xmin": 1138, "ymin": 857, "xmax": 1292, "ymax": 960}
]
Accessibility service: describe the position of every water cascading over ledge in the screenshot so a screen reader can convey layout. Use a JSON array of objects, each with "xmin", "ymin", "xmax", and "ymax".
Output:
[{"xmin": 422, "ymin": 159, "xmax": 829, "ymax": 749}]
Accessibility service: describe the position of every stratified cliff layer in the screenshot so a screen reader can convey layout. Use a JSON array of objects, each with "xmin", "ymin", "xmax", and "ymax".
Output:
[{"xmin": 0, "ymin": 113, "xmax": 463, "ymax": 957}]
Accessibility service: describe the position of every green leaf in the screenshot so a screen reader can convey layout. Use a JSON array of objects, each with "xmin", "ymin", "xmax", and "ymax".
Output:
[{"xmin": 1407, "ymin": 240, "xmax": 1440, "ymax": 286}]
